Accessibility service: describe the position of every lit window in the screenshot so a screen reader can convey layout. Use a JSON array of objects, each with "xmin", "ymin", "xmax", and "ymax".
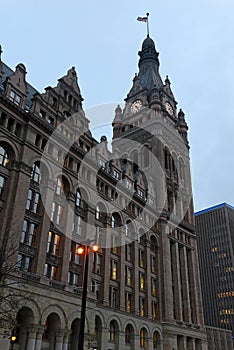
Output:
[
  {"xmin": 151, "ymin": 255, "xmax": 157, "ymax": 273},
  {"xmin": 140, "ymin": 328, "xmax": 147, "ymax": 348},
  {"xmin": 125, "ymin": 293, "xmax": 132, "ymax": 313},
  {"xmin": 0, "ymin": 147, "xmax": 9, "ymax": 167},
  {"xmin": 139, "ymin": 298, "xmax": 145, "ymax": 317},
  {"xmin": 139, "ymin": 273, "xmax": 145, "ymax": 291},
  {"xmin": 47, "ymin": 231, "xmax": 60, "ymax": 256},
  {"xmin": 152, "ymin": 278, "xmax": 157, "ymax": 296},
  {"xmin": 126, "ymin": 267, "xmax": 132, "ymax": 286},
  {"xmin": 126, "ymin": 243, "xmax": 131, "ymax": 261},
  {"xmin": 152, "ymin": 302, "xmax": 157, "ymax": 320},
  {"xmin": 111, "ymin": 260, "xmax": 117, "ymax": 280}
]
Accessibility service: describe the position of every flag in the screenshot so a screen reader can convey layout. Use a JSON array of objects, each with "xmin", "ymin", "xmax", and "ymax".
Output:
[{"xmin": 137, "ymin": 16, "xmax": 147, "ymax": 22}]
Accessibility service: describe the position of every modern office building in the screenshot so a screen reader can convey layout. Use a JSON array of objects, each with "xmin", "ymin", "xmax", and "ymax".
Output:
[
  {"xmin": 195, "ymin": 203, "xmax": 234, "ymax": 347},
  {"xmin": 0, "ymin": 35, "xmax": 208, "ymax": 350}
]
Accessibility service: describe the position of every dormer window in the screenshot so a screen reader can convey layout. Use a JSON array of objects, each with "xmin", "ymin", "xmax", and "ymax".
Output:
[{"xmin": 9, "ymin": 90, "xmax": 21, "ymax": 106}]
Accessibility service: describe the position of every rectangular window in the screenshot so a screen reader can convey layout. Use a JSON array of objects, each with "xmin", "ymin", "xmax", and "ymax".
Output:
[
  {"xmin": 113, "ymin": 170, "xmax": 120, "ymax": 180},
  {"xmin": 111, "ymin": 235, "xmax": 118, "ymax": 254},
  {"xmin": 152, "ymin": 278, "xmax": 157, "ymax": 296},
  {"xmin": 17, "ymin": 254, "xmax": 32, "ymax": 272},
  {"xmin": 110, "ymin": 260, "xmax": 117, "ymax": 280},
  {"xmin": 26, "ymin": 189, "xmax": 40, "ymax": 214},
  {"xmin": 21, "ymin": 219, "xmax": 37, "ymax": 246},
  {"xmin": 9, "ymin": 90, "xmax": 21, "ymax": 106},
  {"xmin": 68, "ymin": 271, "xmax": 79, "ymax": 286},
  {"xmin": 70, "ymin": 242, "xmax": 80, "ymax": 264},
  {"xmin": 109, "ymin": 287, "xmax": 117, "ymax": 308},
  {"xmin": 73, "ymin": 214, "xmax": 82, "ymax": 235},
  {"xmin": 99, "ymin": 158, "xmax": 106, "ymax": 169},
  {"xmin": 139, "ymin": 249, "xmax": 144, "ymax": 267},
  {"xmin": 92, "ymin": 254, "xmax": 102, "ymax": 274},
  {"xmin": 0, "ymin": 175, "xmax": 5, "ymax": 199},
  {"xmin": 51, "ymin": 202, "xmax": 64, "ymax": 225},
  {"xmin": 126, "ymin": 267, "xmax": 132, "ymax": 286},
  {"xmin": 139, "ymin": 272, "xmax": 145, "ymax": 291},
  {"xmin": 152, "ymin": 302, "xmax": 157, "ymax": 320},
  {"xmin": 47, "ymin": 231, "xmax": 60, "ymax": 256},
  {"xmin": 126, "ymin": 178, "xmax": 132, "ymax": 190},
  {"xmin": 44, "ymin": 263, "xmax": 57, "ymax": 279},
  {"xmin": 125, "ymin": 293, "xmax": 132, "ymax": 313},
  {"xmin": 151, "ymin": 255, "xmax": 157, "ymax": 273},
  {"xmin": 91, "ymin": 280, "xmax": 100, "ymax": 299},
  {"xmin": 126, "ymin": 243, "xmax": 131, "ymax": 261},
  {"xmin": 139, "ymin": 297, "xmax": 145, "ymax": 316}
]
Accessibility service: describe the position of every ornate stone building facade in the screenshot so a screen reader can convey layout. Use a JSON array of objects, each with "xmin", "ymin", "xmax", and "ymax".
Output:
[{"xmin": 0, "ymin": 36, "xmax": 208, "ymax": 349}]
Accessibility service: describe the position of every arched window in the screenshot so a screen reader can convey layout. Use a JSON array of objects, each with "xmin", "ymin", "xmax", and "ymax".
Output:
[
  {"xmin": 111, "ymin": 215, "xmax": 116, "ymax": 228},
  {"xmin": 125, "ymin": 324, "xmax": 133, "ymax": 344},
  {"xmin": 140, "ymin": 328, "xmax": 148, "ymax": 348},
  {"xmin": 31, "ymin": 162, "xmax": 41, "ymax": 184},
  {"xmin": 153, "ymin": 331, "xmax": 159, "ymax": 349},
  {"xmin": 0, "ymin": 146, "xmax": 9, "ymax": 167},
  {"xmin": 109, "ymin": 321, "xmax": 116, "ymax": 341}
]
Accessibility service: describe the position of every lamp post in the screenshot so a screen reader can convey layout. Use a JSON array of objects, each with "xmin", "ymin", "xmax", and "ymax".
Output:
[
  {"xmin": 77, "ymin": 241, "xmax": 99, "ymax": 350},
  {"xmin": 10, "ymin": 335, "xmax": 16, "ymax": 350}
]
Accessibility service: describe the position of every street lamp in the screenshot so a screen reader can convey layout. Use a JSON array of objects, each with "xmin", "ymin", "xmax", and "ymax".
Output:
[
  {"xmin": 10, "ymin": 335, "xmax": 16, "ymax": 350},
  {"xmin": 77, "ymin": 240, "xmax": 99, "ymax": 350}
]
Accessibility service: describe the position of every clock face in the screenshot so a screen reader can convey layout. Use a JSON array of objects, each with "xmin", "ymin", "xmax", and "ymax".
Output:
[
  {"xmin": 165, "ymin": 102, "xmax": 174, "ymax": 116},
  {"xmin": 130, "ymin": 100, "xmax": 143, "ymax": 113}
]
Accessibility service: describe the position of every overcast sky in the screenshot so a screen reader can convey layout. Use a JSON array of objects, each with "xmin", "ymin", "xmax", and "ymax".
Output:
[{"xmin": 1, "ymin": 0, "xmax": 234, "ymax": 211}]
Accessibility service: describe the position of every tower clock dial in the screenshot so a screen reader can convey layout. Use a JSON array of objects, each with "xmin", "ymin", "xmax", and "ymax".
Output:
[
  {"xmin": 130, "ymin": 100, "xmax": 143, "ymax": 113},
  {"xmin": 165, "ymin": 102, "xmax": 174, "ymax": 116}
]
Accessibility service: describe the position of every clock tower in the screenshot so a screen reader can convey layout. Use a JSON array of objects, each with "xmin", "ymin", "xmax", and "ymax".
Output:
[{"xmin": 112, "ymin": 36, "xmax": 208, "ymax": 349}]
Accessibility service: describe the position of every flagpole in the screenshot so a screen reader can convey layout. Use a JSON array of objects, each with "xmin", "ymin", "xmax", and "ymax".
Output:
[{"xmin": 146, "ymin": 13, "xmax": 149, "ymax": 37}]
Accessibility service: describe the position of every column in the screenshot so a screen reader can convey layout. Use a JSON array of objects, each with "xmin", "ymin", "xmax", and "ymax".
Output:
[
  {"xmin": 119, "ymin": 237, "xmax": 126, "ymax": 312},
  {"xmin": 55, "ymin": 330, "xmax": 64, "ymax": 350},
  {"xmin": 34, "ymin": 326, "xmax": 44, "ymax": 350},
  {"xmin": 146, "ymin": 241, "xmax": 152, "ymax": 318},
  {"xmin": 187, "ymin": 337, "xmax": 196, "ymax": 350},
  {"xmin": 26, "ymin": 328, "xmax": 37, "ymax": 350},
  {"xmin": 133, "ymin": 240, "xmax": 139, "ymax": 315},
  {"xmin": 62, "ymin": 332, "xmax": 70, "ymax": 350},
  {"xmin": 171, "ymin": 242, "xmax": 182, "ymax": 321},
  {"xmin": 179, "ymin": 245, "xmax": 191, "ymax": 323},
  {"xmin": 35, "ymin": 178, "xmax": 55, "ymax": 275}
]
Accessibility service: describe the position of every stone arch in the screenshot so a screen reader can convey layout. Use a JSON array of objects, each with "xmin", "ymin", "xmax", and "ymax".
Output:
[
  {"xmin": 17, "ymin": 298, "xmax": 41, "ymax": 325},
  {"xmin": 106, "ymin": 314, "xmax": 122, "ymax": 330},
  {"xmin": 149, "ymin": 233, "xmax": 159, "ymax": 253},
  {"xmin": 13, "ymin": 307, "xmax": 35, "ymax": 349},
  {"xmin": 123, "ymin": 319, "xmax": 137, "ymax": 334},
  {"xmin": 0, "ymin": 140, "xmax": 17, "ymax": 165},
  {"xmin": 41, "ymin": 304, "xmax": 67, "ymax": 329}
]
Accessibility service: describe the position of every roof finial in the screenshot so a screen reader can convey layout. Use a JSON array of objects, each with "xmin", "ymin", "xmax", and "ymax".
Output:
[
  {"xmin": 0, "ymin": 45, "xmax": 2, "ymax": 60},
  {"xmin": 137, "ymin": 12, "xmax": 150, "ymax": 37}
]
